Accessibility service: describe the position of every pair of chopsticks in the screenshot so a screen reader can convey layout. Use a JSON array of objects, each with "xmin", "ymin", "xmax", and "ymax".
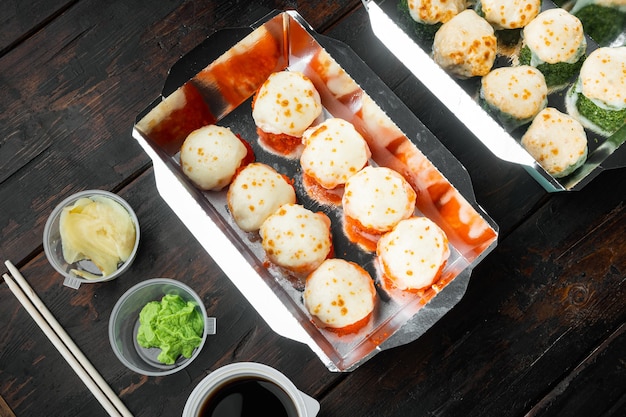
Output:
[{"xmin": 3, "ymin": 260, "xmax": 133, "ymax": 417}]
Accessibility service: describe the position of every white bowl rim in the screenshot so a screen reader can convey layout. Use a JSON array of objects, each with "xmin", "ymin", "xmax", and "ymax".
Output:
[
  {"xmin": 43, "ymin": 189, "xmax": 140, "ymax": 285},
  {"xmin": 182, "ymin": 362, "xmax": 319, "ymax": 417},
  {"xmin": 108, "ymin": 277, "xmax": 209, "ymax": 376}
]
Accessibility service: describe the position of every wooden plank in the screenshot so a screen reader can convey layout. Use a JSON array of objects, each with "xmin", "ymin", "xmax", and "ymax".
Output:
[
  {"xmin": 0, "ymin": 393, "xmax": 16, "ymax": 417},
  {"xmin": 317, "ymin": 166, "xmax": 626, "ymax": 416},
  {"xmin": 526, "ymin": 323, "xmax": 626, "ymax": 416},
  {"xmin": 0, "ymin": 0, "xmax": 73, "ymax": 54}
]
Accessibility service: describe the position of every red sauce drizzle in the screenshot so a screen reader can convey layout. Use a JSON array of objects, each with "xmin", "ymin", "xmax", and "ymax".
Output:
[
  {"xmin": 323, "ymin": 312, "xmax": 373, "ymax": 336},
  {"xmin": 147, "ymin": 83, "xmax": 217, "ymax": 155},
  {"xmin": 342, "ymin": 216, "xmax": 383, "ymax": 253},
  {"xmin": 236, "ymin": 133, "xmax": 256, "ymax": 167},
  {"xmin": 301, "ymin": 173, "xmax": 344, "ymax": 206},
  {"xmin": 197, "ymin": 30, "xmax": 282, "ymax": 108},
  {"xmin": 256, "ymin": 127, "xmax": 303, "ymax": 156}
]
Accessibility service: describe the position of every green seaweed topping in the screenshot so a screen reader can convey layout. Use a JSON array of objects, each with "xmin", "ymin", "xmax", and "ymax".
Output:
[
  {"xmin": 478, "ymin": 94, "xmax": 532, "ymax": 132},
  {"xmin": 574, "ymin": 5, "xmax": 626, "ymax": 46},
  {"xmin": 519, "ymin": 45, "xmax": 586, "ymax": 87},
  {"xmin": 576, "ymin": 94, "xmax": 626, "ymax": 134},
  {"xmin": 398, "ymin": 0, "xmax": 442, "ymax": 46}
]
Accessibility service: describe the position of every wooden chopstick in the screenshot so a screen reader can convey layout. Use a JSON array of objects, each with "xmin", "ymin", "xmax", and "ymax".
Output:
[{"xmin": 3, "ymin": 260, "xmax": 133, "ymax": 417}]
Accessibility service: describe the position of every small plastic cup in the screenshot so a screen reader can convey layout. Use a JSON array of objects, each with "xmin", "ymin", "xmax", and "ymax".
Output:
[
  {"xmin": 43, "ymin": 189, "xmax": 140, "ymax": 289},
  {"xmin": 108, "ymin": 278, "xmax": 216, "ymax": 376},
  {"xmin": 182, "ymin": 362, "xmax": 320, "ymax": 417}
]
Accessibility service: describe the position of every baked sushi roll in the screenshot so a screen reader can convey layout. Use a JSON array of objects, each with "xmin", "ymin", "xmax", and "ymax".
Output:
[
  {"xmin": 342, "ymin": 166, "xmax": 416, "ymax": 237},
  {"xmin": 521, "ymin": 107, "xmax": 588, "ymax": 178},
  {"xmin": 259, "ymin": 203, "xmax": 333, "ymax": 275},
  {"xmin": 227, "ymin": 162, "xmax": 296, "ymax": 232},
  {"xmin": 179, "ymin": 125, "xmax": 253, "ymax": 191},
  {"xmin": 303, "ymin": 258, "xmax": 376, "ymax": 335},
  {"xmin": 300, "ymin": 118, "xmax": 371, "ymax": 191},
  {"xmin": 432, "ymin": 9, "xmax": 497, "ymax": 79},
  {"xmin": 251, "ymin": 70, "xmax": 323, "ymax": 156},
  {"xmin": 377, "ymin": 217, "xmax": 450, "ymax": 292},
  {"xmin": 519, "ymin": 8, "xmax": 587, "ymax": 89},
  {"xmin": 480, "ymin": 65, "xmax": 548, "ymax": 130},
  {"xmin": 398, "ymin": 0, "xmax": 468, "ymax": 44},
  {"xmin": 566, "ymin": 46, "xmax": 626, "ymax": 136},
  {"xmin": 570, "ymin": 0, "xmax": 626, "ymax": 46},
  {"xmin": 476, "ymin": 0, "xmax": 541, "ymax": 30}
]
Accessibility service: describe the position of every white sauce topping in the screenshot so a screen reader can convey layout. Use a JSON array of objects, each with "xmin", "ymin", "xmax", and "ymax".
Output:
[
  {"xmin": 480, "ymin": 65, "xmax": 548, "ymax": 120},
  {"xmin": 433, "ymin": 10, "xmax": 497, "ymax": 79},
  {"xmin": 407, "ymin": 0, "xmax": 467, "ymax": 25},
  {"xmin": 259, "ymin": 204, "xmax": 332, "ymax": 273},
  {"xmin": 180, "ymin": 125, "xmax": 247, "ymax": 191},
  {"xmin": 377, "ymin": 217, "xmax": 450, "ymax": 291},
  {"xmin": 342, "ymin": 166, "xmax": 416, "ymax": 233},
  {"xmin": 252, "ymin": 71, "xmax": 322, "ymax": 137},
  {"xmin": 480, "ymin": 0, "xmax": 541, "ymax": 30},
  {"xmin": 300, "ymin": 118, "xmax": 371, "ymax": 189},
  {"xmin": 227, "ymin": 163, "xmax": 296, "ymax": 232},
  {"xmin": 523, "ymin": 8, "xmax": 586, "ymax": 65},
  {"xmin": 304, "ymin": 258, "xmax": 375, "ymax": 329}
]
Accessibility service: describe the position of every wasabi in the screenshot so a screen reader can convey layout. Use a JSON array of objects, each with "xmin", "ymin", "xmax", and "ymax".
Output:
[{"xmin": 136, "ymin": 294, "xmax": 204, "ymax": 365}]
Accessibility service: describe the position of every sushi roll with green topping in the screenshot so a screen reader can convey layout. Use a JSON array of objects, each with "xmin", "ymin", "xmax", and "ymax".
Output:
[
  {"xmin": 480, "ymin": 65, "xmax": 548, "ymax": 130},
  {"xmin": 475, "ymin": 0, "xmax": 541, "ymax": 44},
  {"xmin": 566, "ymin": 46, "xmax": 626, "ymax": 136},
  {"xmin": 519, "ymin": 8, "xmax": 587, "ymax": 89},
  {"xmin": 521, "ymin": 107, "xmax": 588, "ymax": 178},
  {"xmin": 398, "ymin": 0, "xmax": 468, "ymax": 44}
]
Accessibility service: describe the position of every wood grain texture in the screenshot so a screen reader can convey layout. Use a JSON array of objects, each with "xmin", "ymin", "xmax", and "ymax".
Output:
[
  {"xmin": 0, "ymin": 0, "xmax": 74, "ymax": 54},
  {"xmin": 1, "ymin": 1, "xmax": 624, "ymax": 416}
]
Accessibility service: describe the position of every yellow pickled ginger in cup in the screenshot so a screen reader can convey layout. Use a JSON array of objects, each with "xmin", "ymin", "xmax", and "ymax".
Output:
[{"xmin": 59, "ymin": 195, "xmax": 136, "ymax": 278}]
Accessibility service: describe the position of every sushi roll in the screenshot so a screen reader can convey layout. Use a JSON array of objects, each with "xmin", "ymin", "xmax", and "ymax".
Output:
[
  {"xmin": 342, "ymin": 166, "xmax": 417, "ymax": 236},
  {"xmin": 480, "ymin": 65, "xmax": 548, "ymax": 130},
  {"xmin": 476, "ymin": 0, "xmax": 541, "ymax": 30},
  {"xmin": 398, "ymin": 0, "xmax": 468, "ymax": 44},
  {"xmin": 521, "ymin": 107, "xmax": 588, "ymax": 178},
  {"xmin": 259, "ymin": 203, "xmax": 333, "ymax": 275},
  {"xmin": 303, "ymin": 258, "xmax": 376, "ymax": 334},
  {"xmin": 251, "ymin": 71, "xmax": 322, "ymax": 156},
  {"xmin": 432, "ymin": 9, "xmax": 497, "ymax": 79},
  {"xmin": 227, "ymin": 163, "xmax": 296, "ymax": 232},
  {"xmin": 179, "ymin": 125, "xmax": 252, "ymax": 191},
  {"xmin": 519, "ymin": 8, "xmax": 587, "ymax": 88},
  {"xmin": 566, "ymin": 46, "xmax": 626, "ymax": 136},
  {"xmin": 300, "ymin": 118, "xmax": 371, "ymax": 190},
  {"xmin": 377, "ymin": 216, "xmax": 450, "ymax": 292},
  {"xmin": 570, "ymin": 0, "xmax": 626, "ymax": 46}
]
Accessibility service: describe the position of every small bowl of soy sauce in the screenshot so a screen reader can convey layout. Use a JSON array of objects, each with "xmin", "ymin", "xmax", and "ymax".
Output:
[{"xmin": 182, "ymin": 362, "xmax": 319, "ymax": 417}]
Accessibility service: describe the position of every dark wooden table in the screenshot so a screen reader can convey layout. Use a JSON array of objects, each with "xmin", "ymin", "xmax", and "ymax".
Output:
[{"xmin": 1, "ymin": 1, "xmax": 624, "ymax": 416}]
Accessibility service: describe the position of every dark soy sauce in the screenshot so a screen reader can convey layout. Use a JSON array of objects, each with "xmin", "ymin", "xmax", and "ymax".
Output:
[{"xmin": 198, "ymin": 376, "xmax": 299, "ymax": 417}]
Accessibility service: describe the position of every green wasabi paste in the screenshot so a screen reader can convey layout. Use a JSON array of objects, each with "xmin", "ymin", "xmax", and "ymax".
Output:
[{"xmin": 136, "ymin": 294, "xmax": 204, "ymax": 365}]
